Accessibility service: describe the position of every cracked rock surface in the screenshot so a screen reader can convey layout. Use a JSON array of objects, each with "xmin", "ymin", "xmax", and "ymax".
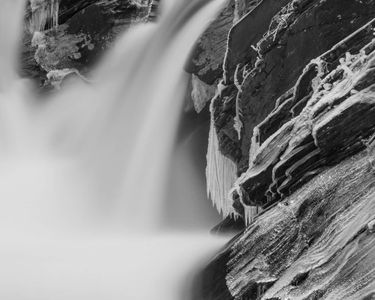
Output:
[
  {"xmin": 212, "ymin": 0, "xmax": 375, "ymax": 171},
  {"xmin": 190, "ymin": 0, "xmax": 375, "ymax": 299}
]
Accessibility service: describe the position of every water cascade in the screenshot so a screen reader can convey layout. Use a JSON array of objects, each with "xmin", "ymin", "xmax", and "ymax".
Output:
[{"xmin": 0, "ymin": 0, "xmax": 227, "ymax": 299}]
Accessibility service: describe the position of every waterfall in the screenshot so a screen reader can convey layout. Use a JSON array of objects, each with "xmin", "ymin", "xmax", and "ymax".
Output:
[{"xmin": 0, "ymin": 0, "xmax": 227, "ymax": 299}]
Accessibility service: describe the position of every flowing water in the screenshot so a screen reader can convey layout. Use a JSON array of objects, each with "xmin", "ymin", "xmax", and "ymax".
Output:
[{"xmin": 0, "ymin": 0, "xmax": 227, "ymax": 299}]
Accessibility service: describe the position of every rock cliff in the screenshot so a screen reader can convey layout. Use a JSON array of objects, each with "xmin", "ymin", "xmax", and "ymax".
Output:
[{"xmin": 188, "ymin": 0, "xmax": 375, "ymax": 299}]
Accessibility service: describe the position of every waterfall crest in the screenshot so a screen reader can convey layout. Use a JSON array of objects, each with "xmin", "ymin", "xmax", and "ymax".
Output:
[
  {"xmin": 0, "ymin": 1, "xmax": 229, "ymax": 299},
  {"xmin": 0, "ymin": 0, "xmax": 226, "ymax": 236}
]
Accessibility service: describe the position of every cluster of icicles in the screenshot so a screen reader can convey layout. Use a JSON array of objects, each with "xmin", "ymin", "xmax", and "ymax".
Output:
[
  {"xmin": 205, "ymin": 93, "xmax": 259, "ymax": 226},
  {"xmin": 29, "ymin": 0, "xmax": 59, "ymax": 32},
  {"xmin": 204, "ymin": 3, "xmax": 262, "ymax": 226}
]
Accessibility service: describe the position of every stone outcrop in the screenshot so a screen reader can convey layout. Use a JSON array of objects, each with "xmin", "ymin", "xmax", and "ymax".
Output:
[
  {"xmin": 187, "ymin": 0, "xmax": 375, "ymax": 299},
  {"xmin": 231, "ymin": 20, "xmax": 375, "ymax": 212},
  {"xmin": 201, "ymin": 148, "xmax": 375, "ymax": 299},
  {"xmin": 21, "ymin": 0, "xmax": 151, "ymax": 86},
  {"xmin": 210, "ymin": 0, "xmax": 375, "ymax": 171}
]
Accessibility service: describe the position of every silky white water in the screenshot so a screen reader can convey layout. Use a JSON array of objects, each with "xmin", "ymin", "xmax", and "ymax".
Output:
[{"xmin": 0, "ymin": 0, "xmax": 227, "ymax": 299}]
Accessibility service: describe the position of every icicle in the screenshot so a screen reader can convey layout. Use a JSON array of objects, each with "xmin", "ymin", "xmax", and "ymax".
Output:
[
  {"xmin": 230, "ymin": 175, "xmax": 260, "ymax": 226},
  {"xmin": 30, "ymin": 0, "xmax": 47, "ymax": 32},
  {"xmin": 29, "ymin": 0, "xmax": 59, "ymax": 32},
  {"xmin": 233, "ymin": 64, "xmax": 243, "ymax": 140},
  {"xmin": 51, "ymin": 0, "xmax": 59, "ymax": 29},
  {"xmin": 206, "ymin": 95, "xmax": 238, "ymax": 218},
  {"xmin": 243, "ymin": 205, "xmax": 258, "ymax": 226},
  {"xmin": 249, "ymin": 126, "xmax": 260, "ymax": 165}
]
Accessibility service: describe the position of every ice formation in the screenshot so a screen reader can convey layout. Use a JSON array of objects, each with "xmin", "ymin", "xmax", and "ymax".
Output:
[
  {"xmin": 206, "ymin": 96, "xmax": 238, "ymax": 218},
  {"xmin": 29, "ymin": 0, "xmax": 59, "ymax": 32},
  {"xmin": 243, "ymin": 205, "xmax": 258, "ymax": 226}
]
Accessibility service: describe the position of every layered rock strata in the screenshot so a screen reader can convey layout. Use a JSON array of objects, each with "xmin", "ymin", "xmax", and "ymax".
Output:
[
  {"xmin": 189, "ymin": 0, "xmax": 375, "ymax": 299},
  {"xmin": 203, "ymin": 0, "xmax": 375, "ymax": 171},
  {"xmin": 188, "ymin": 0, "xmax": 375, "ymax": 221},
  {"xmin": 200, "ymin": 148, "xmax": 375, "ymax": 299},
  {"xmin": 231, "ymin": 19, "xmax": 375, "ymax": 215}
]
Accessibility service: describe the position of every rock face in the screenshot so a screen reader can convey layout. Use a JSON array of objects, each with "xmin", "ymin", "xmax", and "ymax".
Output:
[
  {"xmin": 210, "ymin": 0, "xmax": 375, "ymax": 171},
  {"xmin": 187, "ymin": 0, "xmax": 375, "ymax": 299},
  {"xmin": 206, "ymin": 149, "xmax": 375, "ymax": 300},
  {"xmin": 230, "ymin": 19, "xmax": 375, "ymax": 212},
  {"xmin": 186, "ymin": 0, "xmax": 262, "ymax": 85}
]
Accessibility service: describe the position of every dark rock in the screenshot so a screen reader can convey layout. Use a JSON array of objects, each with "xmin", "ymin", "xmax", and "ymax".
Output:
[
  {"xmin": 236, "ymin": 120, "xmax": 294, "ymax": 207},
  {"xmin": 185, "ymin": 0, "xmax": 236, "ymax": 85},
  {"xmin": 234, "ymin": 0, "xmax": 264, "ymax": 22},
  {"xmin": 191, "ymin": 240, "xmax": 237, "ymax": 300},
  {"xmin": 19, "ymin": 32, "xmax": 47, "ymax": 81},
  {"xmin": 61, "ymin": 2, "xmax": 140, "ymax": 73},
  {"xmin": 223, "ymin": 0, "xmax": 291, "ymax": 83},
  {"xmin": 232, "ymin": 20, "xmax": 375, "ymax": 210},
  {"xmin": 20, "ymin": 0, "xmax": 150, "ymax": 84},
  {"xmin": 211, "ymin": 215, "xmax": 245, "ymax": 234},
  {"xmin": 186, "ymin": 0, "xmax": 262, "ymax": 85},
  {"xmin": 212, "ymin": 0, "xmax": 375, "ymax": 172},
  {"xmin": 56, "ymin": 0, "xmax": 147, "ymax": 28},
  {"xmin": 207, "ymin": 150, "xmax": 375, "ymax": 299}
]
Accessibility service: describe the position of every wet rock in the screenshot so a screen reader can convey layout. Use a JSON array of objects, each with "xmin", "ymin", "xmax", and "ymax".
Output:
[
  {"xmin": 185, "ymin": 0, "xmax": 236, "ymax": 85},
  {"xmin": 233, "ymin": 0, "xmax": 263, "ymax": 22},
  {"xmin": 57, "ymin": 0, "xmax": 149, "ymax": 27},
  {"xmin": 210, "ymin": 216, "xmax": 245, "ymax": 234},
  {"xmin": 224, "ymin": 0, "xmax": 291, "ymax": 83},
  {"xmin": 201, "ymin": 149, "xmax": 375, "ymax": 299},
  {"xmin": 233, "ymin": 20, "xmax": 375, "ymax": 210},
  {"xmin": 230, "ymin": 150, "xmax": 375, "ymax": 299},
  {"xmin": 201, "ymin": 0, "xmax": 375, "ymax": 297},
  {"xmin": 186, "ymin": 0, "xmax": 262, "ymax": 85},
  {"xmin": 20, "ymin": 0, "xmax": 150, "ymax": 84},
  {"xmin": 212, "ymin": 0, "xmax": 375, "ymax": 172},
  {"xmin": 191, "ymin": 241, "xmax": 236, "ymax": 300}
]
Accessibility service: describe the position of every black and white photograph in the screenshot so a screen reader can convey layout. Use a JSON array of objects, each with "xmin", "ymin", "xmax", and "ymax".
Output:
[{"xmin": 0, "ymin": 0, "xmax": 375, "ymax": 299}]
